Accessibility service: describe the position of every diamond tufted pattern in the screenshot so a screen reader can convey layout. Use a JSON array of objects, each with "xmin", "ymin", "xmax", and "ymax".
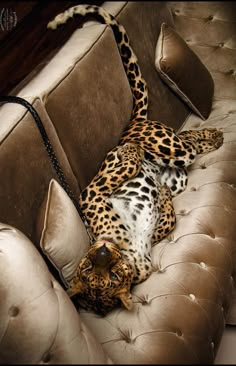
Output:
[{"xmin": 169, "ymin": 1, "xmax": 236, "ymax": 101}]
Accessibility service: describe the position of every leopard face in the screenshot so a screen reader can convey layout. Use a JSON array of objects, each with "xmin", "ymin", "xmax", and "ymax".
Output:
[{"xmin": 67, "ymin": 239, "xmax": 134, "ymax": 315}]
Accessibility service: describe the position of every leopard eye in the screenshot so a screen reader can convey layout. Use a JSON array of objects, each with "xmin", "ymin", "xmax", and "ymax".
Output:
[
  {"xmin": 86, "ymin": 268, "xmax": 92, "ymax": 274},
  {"xmin": 110, "ymin": 272, "xmax": 119, "ymax": 280}
]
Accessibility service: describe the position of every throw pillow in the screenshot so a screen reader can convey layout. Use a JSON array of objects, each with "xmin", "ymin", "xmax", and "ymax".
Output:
[
  {"xmin": 155, "ymin": 23, "xmax": 214, "ymax": 120},
  {"xmin": 36, "ymin": 179, "xmax": 90, "ymax": 286}
]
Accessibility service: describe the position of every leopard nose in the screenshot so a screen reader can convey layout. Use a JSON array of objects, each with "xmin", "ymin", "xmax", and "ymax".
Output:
[{"xmin": 93, "ymin": 244, "xmax": 111, "ymax": 266}]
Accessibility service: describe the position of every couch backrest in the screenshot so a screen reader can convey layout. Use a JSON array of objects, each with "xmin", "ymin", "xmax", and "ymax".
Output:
[
  {"xmin": 103, "ymin": 1, "xmax": 190, "ymax": 126},
  {"xmin": 0, "ymin": 98, "xmax": 79, "ymax": 242}
]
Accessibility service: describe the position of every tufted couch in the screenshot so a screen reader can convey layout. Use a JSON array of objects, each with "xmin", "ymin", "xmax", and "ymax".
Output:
[{"xmin": 0, "ymin": 1, "xmax": 236, "ymax": 364}]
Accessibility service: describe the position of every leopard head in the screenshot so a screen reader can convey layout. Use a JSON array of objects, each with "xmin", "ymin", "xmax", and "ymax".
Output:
[{"xmin": 67, "ymin": 239, "xmax": 134, "ymax": 315}]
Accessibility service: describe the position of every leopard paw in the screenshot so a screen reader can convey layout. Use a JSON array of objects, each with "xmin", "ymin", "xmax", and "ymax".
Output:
[
  {"xmin": 212, "ymin": 129, "xmax": 224, "ymax": 149},
  {"xmin": 197, "ymin": 128, "xmax": 224, "ymax": 153},
  {"xmin": 202, "ymin": 128, "xmax": 224, "ymax": 145}
]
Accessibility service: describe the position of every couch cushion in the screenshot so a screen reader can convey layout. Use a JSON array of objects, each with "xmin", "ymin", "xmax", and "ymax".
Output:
[
  {"xmin": 155, "ymin": 22, "xmax": 214, "ymax": 120},
  {"xmin": 103, "ymin": 1, "xmax": 191, "ymax": 128},
  {"xmin": 17, "ymin": 24, "xmax": 133, "ymax": 190},
  {"xmin": 36, "ymin": 179, "xmax": 90, "ymax": 286},
  {"xmin": 0, "ymin": 97, "xmax": 78, "ymax": 242},
  {"xmin": 0, "ymin": 223, "xmax": 112, "ymax": 364},
  {"xmin": 169, "ymin": 1, "xmax": 236, "ymax": 101}
]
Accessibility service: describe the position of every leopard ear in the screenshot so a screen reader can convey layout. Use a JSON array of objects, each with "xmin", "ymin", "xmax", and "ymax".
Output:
[
  {"xmin": 118, "ymin": 291, "xmax": 133, "ymax": 310},
  {"xmin": 67, "ymin": 279, "xmax": 84, "ymax": 298}
]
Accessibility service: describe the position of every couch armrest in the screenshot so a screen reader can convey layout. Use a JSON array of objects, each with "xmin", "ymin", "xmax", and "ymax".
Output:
[{"xmin": 0, "ymin": 223, "xmax": 113, "ymax": 364}]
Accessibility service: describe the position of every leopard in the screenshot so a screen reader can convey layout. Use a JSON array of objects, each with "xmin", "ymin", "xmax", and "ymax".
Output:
[{"xmin": 47, "ymin": 4, "xmax": 224, "ymax": 315}]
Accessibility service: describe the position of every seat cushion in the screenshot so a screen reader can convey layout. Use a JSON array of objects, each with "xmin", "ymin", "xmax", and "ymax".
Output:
[{"xmin": 77, "ymin": 96, "xmax": 236, "ymax": 364}]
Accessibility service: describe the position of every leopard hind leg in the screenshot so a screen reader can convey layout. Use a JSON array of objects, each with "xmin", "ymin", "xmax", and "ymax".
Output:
[{"xmin": 159, "ymin": 166, "xmax": 188, "ymax": 197}]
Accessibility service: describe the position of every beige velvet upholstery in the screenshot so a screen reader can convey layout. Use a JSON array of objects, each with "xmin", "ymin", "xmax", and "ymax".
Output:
[
  {"xmin": 103, "ymin": 1, "xmax": 191, "ymax": 129},
  {"xmin": 155, "ymin": 22, "xmax": 214, "ymax": 120},
  {"xmin": 0, "ymin": 223, "xmax": 112, "ymax": 364},
  {"xmin": 0, "ymin": 1, "xmax": 236, "ymax": 364},
  {"xmin": 36, "ymin": 179, "xmax": 90, "ymax": 286},
  {"xmin": 0, "ymin": 97, "xmax": 79, "ymax": 242}
]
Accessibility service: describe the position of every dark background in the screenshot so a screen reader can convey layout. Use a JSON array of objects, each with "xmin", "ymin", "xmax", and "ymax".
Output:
[{"xmin": 0, "ymin": 1, "xmax": 103, "ymax": 95}]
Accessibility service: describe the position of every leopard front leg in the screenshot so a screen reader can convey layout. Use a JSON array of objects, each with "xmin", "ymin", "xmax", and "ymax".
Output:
[
  {"xmin": 121, "ymin": 120, "xmax": 199, "ymax": 168},
  {"xmin": 152, "ymin": 185, "xmax": 176, "ymax": 245},
  {"xmin": 80, "ymin": 142, "xmax": 145, "ymax": 203},
  {"xmin": 178, "ymin": 128, "xmax": 224, "ymax": 154}
]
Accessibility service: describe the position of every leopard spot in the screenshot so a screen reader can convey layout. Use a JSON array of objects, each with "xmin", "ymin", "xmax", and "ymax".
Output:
[
  {"xmin": 95, "ymin": 197, "xmax": 102, "ymax": 202},
  {"xmin": 149, "ymin": 137, "xmax": 157, "ymax": 144},
  {"xmin": 127, "ymin": 191, "xmax": 138, "ymax": 196},
  {"xmin": 135, "ymin": 203, "xmax": 144, "ymax": 210},
  {"xmin": 176, "ymin": 149, "xmax": 187, "ymax": 157},
  {"xmin": 97, "ymin": 177, "xmax": 107, "ymax": 186},
  {"xmin": 81, "ymin": 189, "xmax": 88, "ymax": 200},
  {"xmin": 141, "ymin": 186, "xmax": 149, "ymax": 194},
  {"xmin": 159, "ymin": 145, "xmax": 171, "ymax": 155},
  {"xmin": 127, "ymin": 181, "xmax": 141, "ymax": 189},
  {"xmin": 145, "ymin": 176, "xmax": 155, "ymax": 187},
  {"xmin": 121, "ymin": 44, "xmax": 132, "ymax": 59},
  {"xmin": 107, "ymin": 153, "xmax": 116, "ymax": 162},
  {"xmin": 112, "ymin": 23, "xmax": 123, "ymax": 43},
  {"xmin": 163, "ymin": 138, "xmax": 171, "ymax": 146},
  {"xmin": 174, "ymin": 160, "xmax": 185, "ymax": 167}
]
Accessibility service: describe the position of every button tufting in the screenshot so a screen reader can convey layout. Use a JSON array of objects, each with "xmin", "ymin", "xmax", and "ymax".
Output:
[
  {"xmin": 189, "ymin": 294, "xmax": 196, "ymax": 301},
  {"xmin": 200, "ymin": 262, "xmax": 207, "ymax": 269},
  {"xmin": 8, "ymin": 306, "xmax": 19, "ymax": 317},
  {"xmin": 211, "ymin": 341, "xmax": 215, "ymax": 349},
  {"xmin": 218, "ymin": 42, "xmax": 224, "ymax": 48},
  {"xmin": 142, "ymin": 298, "xmax": 150, "ymax": 305},
  {"xmin": 190, "ymin": 187, "xmax": 197, "ymax": 192},
  {"xmin": 176, "ymin": 330, "xmax": 183, "ymax": 337},
  {"xmin": 124, "ymin": 335, "xmax": 134, "ymax": 344},
  {"xmin": 201, "ymin": 165, "xmax": 207, "ymax": 169},
  {"xmin": 207, "ymin": 15, "xmax": 214, "ymax": 21},
  {"xmin": 227, "ymin": 69, "xmax": 235, "ymax": 76}
]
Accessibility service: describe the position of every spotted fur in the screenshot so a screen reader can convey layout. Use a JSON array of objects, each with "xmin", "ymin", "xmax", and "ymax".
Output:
[{"xmin": 48, "ymin": 5, "xmax": 224, "ymax": 315}]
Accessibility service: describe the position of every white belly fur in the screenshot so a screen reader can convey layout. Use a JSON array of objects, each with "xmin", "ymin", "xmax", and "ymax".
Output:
[{"xmin": 109, "ymin": 159, "xmax": 161, "ymax": 252}]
